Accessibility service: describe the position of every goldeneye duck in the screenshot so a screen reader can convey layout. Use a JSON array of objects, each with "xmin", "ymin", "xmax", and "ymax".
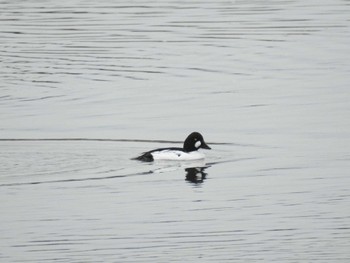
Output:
[{"xmin": 133, "ymin": 132, "xmax": 211, "ymax": 162}]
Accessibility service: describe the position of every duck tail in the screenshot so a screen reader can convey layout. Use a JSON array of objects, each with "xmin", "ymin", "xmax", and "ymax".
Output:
[{"xmin": 131, "ymin": 152, "xmax": 154, "ymax": 162}]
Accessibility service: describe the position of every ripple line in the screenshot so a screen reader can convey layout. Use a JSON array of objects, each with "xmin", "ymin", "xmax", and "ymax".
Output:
[{"xmin": 0, "ymin": 138, "xmax": 239, "ymax": 146}]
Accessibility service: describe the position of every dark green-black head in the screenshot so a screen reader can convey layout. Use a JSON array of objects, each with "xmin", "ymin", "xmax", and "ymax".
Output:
[{"xmin": 183, "ymin": 132, "xmax": 211, "ymax": 152}]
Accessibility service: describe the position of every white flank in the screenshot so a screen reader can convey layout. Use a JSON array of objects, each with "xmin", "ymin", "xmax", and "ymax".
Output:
[{"xmin": 152, "ymin": 150, "xmax": 205, "ymax": 161}]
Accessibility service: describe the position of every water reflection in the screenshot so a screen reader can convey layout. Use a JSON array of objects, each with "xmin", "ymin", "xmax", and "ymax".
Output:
[{"xmin": 185, "ymin": 166, "xmax": 208, "ymax": 184}]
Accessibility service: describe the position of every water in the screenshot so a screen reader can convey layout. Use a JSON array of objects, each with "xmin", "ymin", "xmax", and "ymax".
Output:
[{"xmin": 1, "ymin": 0, "xmax": 350, "ymax": 262}]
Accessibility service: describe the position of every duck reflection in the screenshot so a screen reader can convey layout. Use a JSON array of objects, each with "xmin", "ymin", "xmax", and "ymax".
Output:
[{"xmin": 185, "ymin": 167, "xmax": 208, "ymax": 184}]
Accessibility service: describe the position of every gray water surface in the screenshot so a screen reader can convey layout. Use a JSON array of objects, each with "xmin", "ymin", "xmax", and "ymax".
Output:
[{"xmin": 1, "ymin": 0, "xmax": 350, "ymax": 262}]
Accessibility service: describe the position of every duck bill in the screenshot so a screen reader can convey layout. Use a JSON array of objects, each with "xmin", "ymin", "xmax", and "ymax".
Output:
[{"xmin": 201, "ymin": 142, "xmax": 211, "ymax": 150}]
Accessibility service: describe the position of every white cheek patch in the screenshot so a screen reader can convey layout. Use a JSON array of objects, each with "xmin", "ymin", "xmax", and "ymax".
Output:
[{"xmin": 195, "ymin": 140, "xmax": 201, "ymax": 148}]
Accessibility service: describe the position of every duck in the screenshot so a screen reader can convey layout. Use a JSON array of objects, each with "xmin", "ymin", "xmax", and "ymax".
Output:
[{"xmin": 133, "ymin": 132, "xmax": 211, "ymax": 162}]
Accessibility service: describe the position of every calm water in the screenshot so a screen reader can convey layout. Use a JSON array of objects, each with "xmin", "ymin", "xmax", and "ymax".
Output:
[{"xmin": 1, "ymin": 0, "xmax": 350, "ymax": 262}]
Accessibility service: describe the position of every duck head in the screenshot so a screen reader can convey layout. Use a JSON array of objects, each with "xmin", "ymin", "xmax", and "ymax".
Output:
[{"xmin": 183, "ymin": 132, "xmax": 211, "ymax": 152}]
